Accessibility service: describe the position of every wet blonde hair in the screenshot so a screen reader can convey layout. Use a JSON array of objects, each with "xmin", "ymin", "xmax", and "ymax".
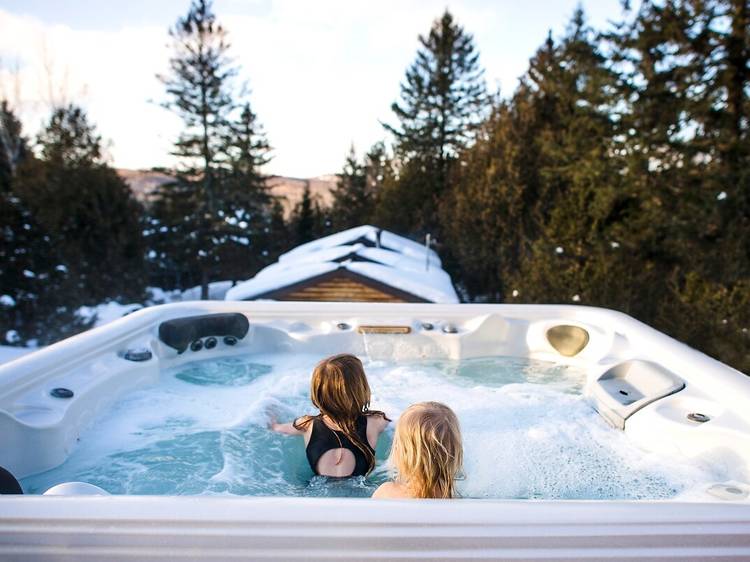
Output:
[
  {"xmin": 389, "ymin": 402, "xmax": 463, "ymax": 499},
  {"xmin": 293, "ymin": 354, "xmax": 387, "ymax": 474}
]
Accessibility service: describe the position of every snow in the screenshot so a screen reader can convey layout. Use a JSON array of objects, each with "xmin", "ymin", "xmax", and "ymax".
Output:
[
  {"xmin": 225, "ymin": 226, "xmax": 458, "ymax": 303},
  {"xmin": 226, "ymin": 262, "xmax": 339, "ymax": 301},
  {"xmin": 179, "ymin": 281, "xmax": 234, "ymax": 301},
  {"xmin": 261, "ymin": 243, "xmax": 430, "ymax": 276},
  {"xmin": 74, "ymin": 283, "xmax": 235, "ymax": 328},
  {"xmin": 280, "ymin": 225, "xmax": 441, "ymax": 266},
  {"xmin": 1, "ymin": 284, "xmax": 236, "ymax": 360},
  {"xmin": 0, "ymin": 295, "xmax": 15, "ymax": 307},
  {"xmin": 717, "ymin": 191, "xmax": 727, "ymax": 201},
  {"xmin": 5, "ymin": 330, "xmax": 21, "ymax": 344},
  {"xmin": 0, "ymin": 345, "xmax": 34, "ymax": 366},
  {"xmin": 23, "ymin": 270, "xmax": 36, "ymax": 278},
  {"xmin": 348, "ymin": 261, "xmax": 458, "ymax": 304},
  {"xmin": 359, "ymin": 246, "xmax": 432, "ymax": 273},
  {"xmin": 76, "ymin": 301, "xmax": 144, "ymax": 328}
]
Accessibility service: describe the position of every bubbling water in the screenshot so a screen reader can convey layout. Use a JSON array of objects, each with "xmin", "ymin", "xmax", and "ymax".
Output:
[{"xmin": 22, "ymin": 353, "xmax": 722, "ymax": 498}]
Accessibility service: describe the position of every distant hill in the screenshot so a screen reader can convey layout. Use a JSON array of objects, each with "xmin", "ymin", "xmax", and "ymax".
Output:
[{"xmin": 117, "ymin": 169, "xmax": 337, "ymax": 218}]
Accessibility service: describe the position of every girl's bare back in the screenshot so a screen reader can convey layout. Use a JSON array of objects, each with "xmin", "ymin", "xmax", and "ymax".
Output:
[{"xmin": 270, "ymin": 413, "xmax": 388, "ymax": 477}]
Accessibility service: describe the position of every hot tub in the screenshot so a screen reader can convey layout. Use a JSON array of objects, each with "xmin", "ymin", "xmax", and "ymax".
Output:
[{"xmin": 1, "ymin": 302, "xmax": 749, "ymax": 560}]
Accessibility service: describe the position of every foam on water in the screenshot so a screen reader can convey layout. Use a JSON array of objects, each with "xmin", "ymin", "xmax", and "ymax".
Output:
[{"xmin": 21, "ymin": 353, "xmax": 724, "ymax": 498}]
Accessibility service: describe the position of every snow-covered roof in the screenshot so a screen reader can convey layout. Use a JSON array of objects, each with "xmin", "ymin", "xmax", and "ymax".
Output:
[
  {"xmin": 279, "ymin": 225, "xmax": 442, "ymax": 267},
  {"xmin": 225, "ymin": 226, "xmax": 458, "ymax": 303}
]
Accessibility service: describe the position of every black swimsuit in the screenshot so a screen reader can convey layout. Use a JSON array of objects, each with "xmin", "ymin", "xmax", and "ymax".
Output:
[{"xmin": 303, "ymin": 415, "xmax": 373, "ymax": 477}]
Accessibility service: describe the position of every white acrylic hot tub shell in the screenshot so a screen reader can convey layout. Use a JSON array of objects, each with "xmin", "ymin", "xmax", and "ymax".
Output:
[{"xmin": 1, "ymin": 302, "xmax": 749, "ymax": 561}]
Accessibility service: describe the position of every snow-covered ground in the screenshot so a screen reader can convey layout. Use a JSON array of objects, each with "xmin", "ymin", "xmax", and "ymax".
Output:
[{"xmin": 0, "ymin": 283, "xmax": 236, "ymax": 366}]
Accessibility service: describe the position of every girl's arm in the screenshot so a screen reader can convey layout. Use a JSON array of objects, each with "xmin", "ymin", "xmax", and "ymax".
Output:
[
  {"xmin": 366, "ymin": 412, "xmax": 390, "ymax": 447},
  {"xmin": 270, "ymin": 421, "xmax": 305, "ymax": 435},
  {"xmin": 267, "ymin": 412, "xmax": 306, "ymax": 435}
]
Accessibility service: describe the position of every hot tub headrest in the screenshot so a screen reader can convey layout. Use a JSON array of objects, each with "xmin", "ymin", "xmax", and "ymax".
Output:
[{"xmin": 158, "ymin": 313, "xmax": 250, "ymax": 353}]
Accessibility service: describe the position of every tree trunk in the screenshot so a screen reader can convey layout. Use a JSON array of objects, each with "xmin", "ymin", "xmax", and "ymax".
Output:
[{"xmin": 201, "ymin": 266, "xmax": 209, "ymax": 300}]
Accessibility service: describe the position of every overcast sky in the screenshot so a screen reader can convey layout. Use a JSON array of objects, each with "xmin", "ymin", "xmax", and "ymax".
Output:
[{"xmin": 0, "ymin": 0, "xmax": 624, "ymax": 178}]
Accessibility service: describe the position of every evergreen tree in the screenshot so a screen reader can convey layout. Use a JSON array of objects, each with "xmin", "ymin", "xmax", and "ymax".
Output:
[
  {"xmin": 214, "ymin": 101, "xmax": 276, "ymax": 281},
  {"xmin": 380, "ymin": 10, "xmax": 488, "ymax": 234},
  {"xmin": 14, "ymin": 105, "xmax": 146, "ymax": 304},
  {"xmin": 0, "ymin": 103, "xmax": 100, "ymax": 345},
  {"xmin": 160, "ymin": 0, "xmax": 235, "ymax": 214},
  {"xmin": 156, "ymin": 0, "xmax": 274, "ymax": 296},
  {"xmin": 289, "ymin": 182, "xmax": 326, "ymax": 246},
  {"xmin": 330, "ymin": 142, "xmax": 390, "ymax": 230},
  {"xmin": 330, "ymin": 145, "xmax": 367, "ymax": 230},
  {"xmin": 0, "ymin": 100, "xmax": 27, "ymax": 192},
  {"xmin": 446, "ymin": 10, "xmax": 626, "ymax": 304},
  {"xmin": 157, "ymin": 0, "xmax": 235, "ymax": 297},
  {"xmin": 37, "ymin": 105, "xmax": 102, "ymax": 167},
  {"xmin": 440, "ymin": 98, "xmax": 535, "ymax": 300},
  {"xmin": 607, "ymin": 0, "xmax": 750, "ymax": 370},
  {"xmin": 512, "ymin": 11, "xmax": 633, "ymax": 308},
  {"xmin": 0, "ymin": 188, "xmax": 88, "ymax": 345}
]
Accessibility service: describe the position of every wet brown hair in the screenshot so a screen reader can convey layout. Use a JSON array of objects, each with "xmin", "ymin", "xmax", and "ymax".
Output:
[
  {"xmin": 389, "ymin": 402, "xmax": 463, "ymax": 498},
  {"xmin": 293, "ymin": 354, "xmax": 388, "ymax": 474}
]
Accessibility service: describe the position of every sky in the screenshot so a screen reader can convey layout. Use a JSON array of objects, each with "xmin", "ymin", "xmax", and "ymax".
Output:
[{"xmin": 0, "ymin": 0, "xmax": 624, "ymax": 178}]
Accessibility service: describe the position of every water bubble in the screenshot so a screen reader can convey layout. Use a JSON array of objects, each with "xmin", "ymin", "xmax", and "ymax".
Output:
[{"xmin": 21, "ymin": 354, "xmax": 722, "ymax": 500}]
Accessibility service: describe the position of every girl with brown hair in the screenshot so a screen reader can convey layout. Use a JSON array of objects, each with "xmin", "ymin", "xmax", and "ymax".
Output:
[
  {"xmin": 372, "ymin": 402, "xmax": 463, "ymax": 499},
  {"xmin": 270, "ymin": 354, "xmax": 390, "ymax": 477}
]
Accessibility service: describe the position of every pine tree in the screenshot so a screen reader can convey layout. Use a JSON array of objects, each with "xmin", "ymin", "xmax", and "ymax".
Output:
[
  {"xmin": 440, "ymin": 98, "xmax": 532, "ymax": 300},
  {"xmin": 330, "ymin": 142, "xmax": 389, "ymax": 230},
  {"xmin": 290, "ymin": 182, "xmax": 326, "ymax": 246},
  {"xmin": 607, "ymin": 0, "xmax": 750, "ymax": 371},
  {"xmin": 0, "ymin": 100, "xmax": 27, "ymax": 192},
  {"xmin": 445, "ymin": 10, "xmax": 626, "ymax": 304},
  {"xmin": 0, "ymin": 103, "xmax": 126, "ymax": 344},
  {"xmin": 157, "ymin": 0, "xmax": 238, "ymax": 298},
  {"xmin": 214, "ymin": 101, "xmax": 276, "ymax": 281},
  {"xmin": 14, "ymin": 105, "xmax": 146, "ymax": 304},
  {"xmin": 380, "ymin": 10, "xmax": 488, "ymax": 234},
  {"xmin": 512, "ymin": 11, "xmax": 633, "ymax": 309},
  {"xmin": 330, "ymin": 145, "xmax": 367, "ymax": 230},
  {"xmin": 0, "ymin": 188, "xmax": 87, "ymax": 345},
  {"xmin": 155, "ymin": 0, "xmax": 275, "ymax": 296}
]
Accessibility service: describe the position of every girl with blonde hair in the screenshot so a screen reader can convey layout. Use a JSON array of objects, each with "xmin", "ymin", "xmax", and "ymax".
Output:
[
  {"xmin": 373, "ymin": 401, "xmax": 463, "ymax": 499},
  {"xmin": 270, "ymin": 354, "xmax": 389, "ymax": 477}
]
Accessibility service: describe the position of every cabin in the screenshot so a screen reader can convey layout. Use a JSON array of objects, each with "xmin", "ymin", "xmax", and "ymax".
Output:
[{"xmin": 225, "ymin": 226, "xmax": 458, "ymax": 303}]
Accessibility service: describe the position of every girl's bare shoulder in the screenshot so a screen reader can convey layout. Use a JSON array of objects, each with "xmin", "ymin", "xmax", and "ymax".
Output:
[
  {"xmin": 365, "ymin": 411, "xmax": 390, "ymax": 429},
  {"xmin": 372, "ymin": 481, "xmax": 412, "ymax": 499}
]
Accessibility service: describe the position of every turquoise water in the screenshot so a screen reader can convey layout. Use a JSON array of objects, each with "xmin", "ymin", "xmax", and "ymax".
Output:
[{"xmin": 21, "ymin": 354, "xmax": 721, "ymax": 498}]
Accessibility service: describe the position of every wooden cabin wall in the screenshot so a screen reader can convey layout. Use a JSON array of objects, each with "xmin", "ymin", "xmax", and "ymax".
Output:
[{"xmin": 278, "ymin": 275, "xmax": 408, "ymax": 303}]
